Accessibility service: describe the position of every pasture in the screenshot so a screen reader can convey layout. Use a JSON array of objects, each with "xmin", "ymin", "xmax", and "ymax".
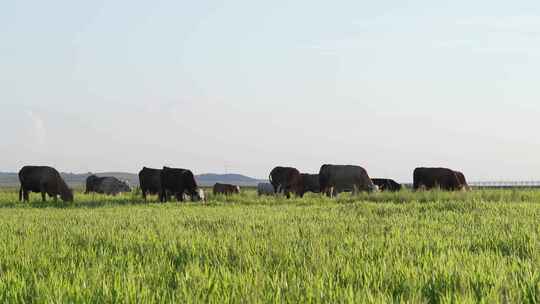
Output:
[{"xmin": 0, "ymin": 189, "xmax": 540, "ymax": 303}]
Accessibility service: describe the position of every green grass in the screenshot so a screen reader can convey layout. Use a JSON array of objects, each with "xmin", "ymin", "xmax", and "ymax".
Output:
[{"xmin": 1, "ymin": 189, "xmax": 540, "ymax": 303}]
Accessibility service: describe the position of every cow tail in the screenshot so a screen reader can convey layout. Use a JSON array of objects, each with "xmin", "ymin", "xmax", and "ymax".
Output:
[{"xmin": 269, "ymin": 174, "xmax": 275, "ymax": 192}]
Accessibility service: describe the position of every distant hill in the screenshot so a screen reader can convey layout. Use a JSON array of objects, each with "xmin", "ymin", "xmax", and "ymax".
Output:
[
  {"xmin": 0, "ymin": 171, "xmax": 266, "ymax": 188},
  {"xmin": 196, "ymin": 173, "xmax": 264, "ymax": 187},
  {"xmin": 0, "ymin": 172, "xmax": 18, "ymax": 187}
]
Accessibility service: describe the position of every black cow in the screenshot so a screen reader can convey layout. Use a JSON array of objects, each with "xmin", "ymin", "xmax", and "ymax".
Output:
[
  {"xmin": 138, "ymin": 167, "xmax": 163, "ymax": 201},
  {"xmin": 298, "ymin": 173, "xmax": 320, "ymax": 197},
  {"xmin": 160, "ymin": 167, "xmax": 202, "ymax": 202},
  {"xmin": 18, "ymin": 166, "xmax": 73, "ymax": 202},
  {"xmin": 85, "ymin": 175, "xmax": 131, "ymax": 195},
  {"xmin": 269, "ymin": 166, "xmax": 302, "ymax": 198},
  {"xmin": 413, "ymin": 167, "xmax": 463, "ymax": 191},
  {"xmin": 319, "ymin": 164, "xmax": 376, "ymax": 197},
  {"xmin": 371, "ymin": 178, "xmax": 402, "ymax": 192}
]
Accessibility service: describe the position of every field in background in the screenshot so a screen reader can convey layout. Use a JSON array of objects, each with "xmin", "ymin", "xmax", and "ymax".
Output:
[{"xmin": 1, "ymin": 189, "xmax": 540, "ymax": 302}]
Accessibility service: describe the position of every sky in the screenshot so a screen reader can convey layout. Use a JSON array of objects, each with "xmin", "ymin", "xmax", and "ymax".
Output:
[{"xmin": 2, "ymin": 0, "xmax": 540, "ymax": 181}]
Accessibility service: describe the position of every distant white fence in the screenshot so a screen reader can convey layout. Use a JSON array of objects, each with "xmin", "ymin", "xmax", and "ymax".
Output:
[
  {"xmin": 401, "ymin": 181, "xmax": 540, "ymax": 189},
  {"xmin": 469, "ymin": 181, "xmax": 540, "ymax": 188}
]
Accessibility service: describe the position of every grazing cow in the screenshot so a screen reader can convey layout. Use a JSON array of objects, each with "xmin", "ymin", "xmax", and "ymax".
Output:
[
  {"xmin": 269, "ymin": 166, "xmax": 302, "ymax": 198},
  {"xmin": 85, "ymin": 175, "xmax": 100, "ymax": 193},
  {"xmin": 371, "ymin": 178, "xmax": 402, "ymax": 192},
  {"xmin": 18, "ymin": 166, "xmax": 74, "ymax": 202},
  {"xmin": 319, "ymin": 164, "xmax": 376, "ymax": 197},
  {"xmin": 85, "ymin": 175, "xmax": 131, "ymax": 195},
  {"xmin": 298, "ymin": 173, "xmax": 320, "ymax": 197},
  {"xmin": 138, "ymin": 167, "xmax": 163, "ymax": 201},
  {"xmin": 413, "ymin": 167, "xmax": 463, "ymax": 191},
  {"xmin": 257, "ymin": 183, "xmax": 274, "ymax": 196},
  {"xmin": 213, "ymin": 183, "xmax": 240, "ymax": 195},
  {"xmin": 160, "ymin": 167, "xmax": 203, "ymax": 202},
  {"xmin": 454, "ymin": 171, "xmax": 470, "ymax": 190}
]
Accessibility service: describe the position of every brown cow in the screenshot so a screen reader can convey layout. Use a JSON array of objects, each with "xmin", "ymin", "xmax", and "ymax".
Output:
[
  {"xmin": 454, "ymin": 171, "xmax": 470, "ymax": 190},
  {"xmin": 413, "ymin": 167, "xmax": 463, "ymax": 191},
  {"xmin": 213, "ymin": 183, "xmax": 240, "ymax": 195},
  {"xmin": 298, "ymin": 173, "xmax": 320, "ymax": 197},
  {"xmin": 269, "ymin": 166, "xmax": 302, "ymax": 199},
  {"xmin": 319, "ymin": 164, "xmax": 376, "ymax": 197}
]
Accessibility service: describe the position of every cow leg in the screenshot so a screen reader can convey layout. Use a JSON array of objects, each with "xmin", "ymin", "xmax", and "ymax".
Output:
[
  {"xmin": 141, "ymin": 189, "xmax": 147, "ymax": 201},
  {"xmin": 21, "ymin": 188, "xmax": 30, "ymax": 202},
  {"xmin": 39, "ymin": 183, "xmax": 48, "ymax": 202},
  {"xmin": 19, "ymin": 187, "xmax": 23, "ymax": 202},
  {"xmin": 321, "ymin": 187, "xmax": 327, "ymax": 197},
  {"xmin": 164, "ymin": 191, "xmax": 169, "ymax": 202},
  {"xmin": 159, "ymin": 190, "xmax": 164, "ymax": 202}
]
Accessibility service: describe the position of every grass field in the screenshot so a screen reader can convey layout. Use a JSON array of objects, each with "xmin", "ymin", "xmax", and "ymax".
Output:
[{"xmin": 1, "ymin": 189, "xmax": 540, "ymax": 303}]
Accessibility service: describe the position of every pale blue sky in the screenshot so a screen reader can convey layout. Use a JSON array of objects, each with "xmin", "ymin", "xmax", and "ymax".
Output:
[{"xmin": 2, "ymin": 0, "xmax": 540, "ymax": 181}]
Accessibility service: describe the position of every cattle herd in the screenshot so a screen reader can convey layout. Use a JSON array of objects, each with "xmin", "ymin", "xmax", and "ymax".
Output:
[{"xmin": 16, "ymin": 164, "xmax": 470, "ymax": 202}]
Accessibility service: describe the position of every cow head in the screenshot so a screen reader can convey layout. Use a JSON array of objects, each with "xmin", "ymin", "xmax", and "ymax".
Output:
[
  {"xmin": 61, "ymin": 188, "xmax": 74, "ymax": 202},
  {"xmin": 368, "ymin": 183, "xmax": 379, "ymax": 193},
  {"xmin": 234, "ymin": 186, "xmax": 241, "ymax": 194},
  {"xmin": 191, "ymin": 188, "xmax": 206, "ymax": 202},
  {"xmin": 119, "ymin": 181, "xmax": 132, "ymax": 193}
]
